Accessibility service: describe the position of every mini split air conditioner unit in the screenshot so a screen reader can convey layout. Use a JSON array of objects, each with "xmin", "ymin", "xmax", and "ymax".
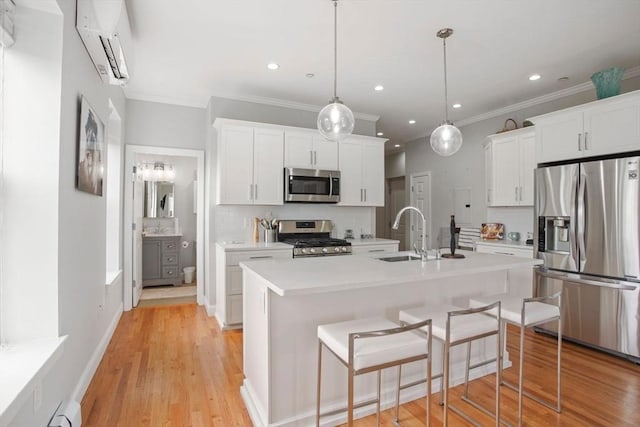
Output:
[{"xmin": 76, "ymin": 0, "xmax": 132, "ymax": 85}]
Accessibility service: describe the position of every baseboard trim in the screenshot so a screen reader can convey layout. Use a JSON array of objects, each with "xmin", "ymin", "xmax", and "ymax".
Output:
[
  {"xmin": 71, "ymin": 302, "xmax": 123, "ymax": 403},
  {"xmin": 205, "ymin": 301, "xmax": 216, "ymax": 317}
]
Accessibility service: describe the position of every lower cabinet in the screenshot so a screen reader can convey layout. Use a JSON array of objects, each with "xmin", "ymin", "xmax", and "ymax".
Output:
[
  {"xmin": 475, "ymin": 242, "xmax": 534, "ymax": 296},
  {"xmin": 142, "ymin": 236, "xmax": 181, "ymax": 287},
  {"xmin": 215, "ymin": 245, "xmax": 291, "ymax": 329},
  {"xmin": 350, "ymin": 242, "xmax": 399, "ymax": 255}
]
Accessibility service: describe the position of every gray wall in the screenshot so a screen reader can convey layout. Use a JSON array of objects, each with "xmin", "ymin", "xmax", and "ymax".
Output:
[
  {"xmin": 404, "ymin": 76, "xmax": 640, "ymax": 247},
  {"xmin": 125, "ymin": 99, "xmax": 206, "ymax": 150},
  {"xmin": 8, "ymin": 0, "xmax": 127, "ymax": 425}
]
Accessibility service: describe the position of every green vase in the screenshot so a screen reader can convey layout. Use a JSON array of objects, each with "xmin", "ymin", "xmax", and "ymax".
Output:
[{"xmin": 591, "ymin": 67, "xmax": 624, "ymax": 99}]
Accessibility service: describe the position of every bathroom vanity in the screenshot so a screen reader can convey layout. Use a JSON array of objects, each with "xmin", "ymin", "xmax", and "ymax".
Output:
[{"xmin": 142, "ymin": 235, "xmax": 182, "ymax": 287}]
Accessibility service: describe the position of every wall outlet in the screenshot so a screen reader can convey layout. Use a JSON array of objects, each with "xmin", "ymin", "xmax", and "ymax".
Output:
[{"xmin": 33, "ymin": 381, "xmax": 42, "ymax": 412}]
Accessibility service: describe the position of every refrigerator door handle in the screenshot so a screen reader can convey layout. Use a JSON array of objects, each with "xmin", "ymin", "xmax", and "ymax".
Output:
[
  {"xmin": 577, "ymin": 169, "xmax": 587, "ymax": 269},
  {"xmin": 535, "ymin": 267, "xmax": 637, "ymax": 291}
]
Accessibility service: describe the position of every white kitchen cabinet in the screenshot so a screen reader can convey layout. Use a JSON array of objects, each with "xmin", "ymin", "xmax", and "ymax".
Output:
[
  {"xmin": 531, "ymin": 90, "xmax": 640, "ymax": 164},
  {"xmin": 338, "ymin": 136, "xmax": 385, "ymax": 206},
  {"xmin": 215, "ymin": 244, "xmax": 291, "ymax": 329},
  {"xmin": 284, "ymin": 130, "xmax": 338, "ymax": 170},
  {"xmin": 350, "ymin": 241, "xmax": 399, "ymax": 255},
  {"xmin": 485, "ymin": 128, "xmax": 535, "ymax": 206},
  {"xmin": 215, "ymin": 121, "xmax": 284, "ymax": 205},
  {"xmin": 475, "ymin": 241, "xmax": 534, "ymax": 297}
]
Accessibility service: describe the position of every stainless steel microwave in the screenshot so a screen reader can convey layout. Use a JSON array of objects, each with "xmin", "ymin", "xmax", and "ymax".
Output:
[{"xmin": 284, "ymin": 168, "xmax": 340, "ymax": 203}]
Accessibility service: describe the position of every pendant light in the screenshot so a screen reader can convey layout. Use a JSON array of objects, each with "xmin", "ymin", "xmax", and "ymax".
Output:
[
  {"xmin": 317, "ymin": 0, "xmax": 355, "ymax": 141},
  {"xmin": 430, "ymin": 28, "xmax": 463, "ymax": 157}
]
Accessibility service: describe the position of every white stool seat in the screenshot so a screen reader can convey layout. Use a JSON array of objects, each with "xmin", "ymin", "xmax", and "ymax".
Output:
[
  {"xmin": 400, "ymin": 305, "xmax": 499, "ymax": 343},
  {"xmin": 318, "ymin": 317, "xmax": 429, "ymax": 371},
  {"xmin": 469, "ymin": 293, "xmax": 560, "ymax": 326}
]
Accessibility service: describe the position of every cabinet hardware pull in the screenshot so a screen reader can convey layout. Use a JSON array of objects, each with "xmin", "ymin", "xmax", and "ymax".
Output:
[
  {"xmin": 368, "ymin": 249, "xmax": 385, "ymax": 252},
  {"xmin": 515, "ymin": 187, "xmax": 518, "ymax": 201},
  {"xmin": 584, "ymin": 131, "xmax": 589, "ymax": 150},
  {"xmin": 250, "ymin": 255, "xmax": 273, "ymax": 259},
  {"xmin": 577, "ymin": 133, "xmax": 582, "ymax": 151},
  {"xmin": 249, "ymin": 184, "xmax": 253, "ymax": 201},
  {"xmin": 310, "ymin": 150, "xmax": 313, "ymax": 165},
  {"xmin": 360, "ymin": 188, "xmax": 363, "ymax": 202},
  {"xmin": 314, "ymin": 151, "xmax": 317, "ymax": 165},
  {"xmin": 364, "ymin": 188, "xmax": 367, "ymax": 202},
  {"xmin": 254, "ymin": 184, "xmax": 258, "ymax": 200},
  {"xmin": 495, "ymin": 251, "xmax": 515, "ymax": 256}
]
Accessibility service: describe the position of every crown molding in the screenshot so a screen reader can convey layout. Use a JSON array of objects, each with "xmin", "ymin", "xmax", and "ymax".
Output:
[
  {"xmin": 123, "ymin": 89, "xmax": 208, "ymax": 109},
  {"xmin": 406, "ymin": 65, "xmax": 640, "ymax": 142},
  {"xmin": 208, "ymin": 92, "xmax": 381, "ymax": 122}
]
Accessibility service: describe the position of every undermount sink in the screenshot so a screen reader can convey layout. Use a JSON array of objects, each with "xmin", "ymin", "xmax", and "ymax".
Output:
[{"xmin": 378, "ymin": 254, "xmax": 423, "ymax": 262}]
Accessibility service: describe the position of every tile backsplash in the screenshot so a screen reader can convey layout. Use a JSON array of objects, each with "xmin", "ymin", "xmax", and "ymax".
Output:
[
  {"xmin": 214, "ymin": 205, "xmax": 375, "ymax": 243},
  {"xmin": 486, "ymin": 206, "xmax": 534, "ymax": 241}
]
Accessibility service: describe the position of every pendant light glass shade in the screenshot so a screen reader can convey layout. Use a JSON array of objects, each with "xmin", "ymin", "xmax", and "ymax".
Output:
[
  {"xmin": 430, "ymin": 28, "xmax": 462, "ymax": 156},
  {"xmin": 317, "ymin": 0, "xmax": 354, "ymax": 141},
  {"xmin": 317, "ymin": 97, "xmax": 355, "ymax": 140}
]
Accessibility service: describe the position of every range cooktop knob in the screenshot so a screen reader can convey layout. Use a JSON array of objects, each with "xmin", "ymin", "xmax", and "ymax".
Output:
[
  {"xmin": 322, "ymin": 248, "xmax": 328, "ymax": 253},
  {"xmin": 310, "ymin": 248, "xmax": 317, "ymax": 253},
  {"xmin": 341, "ymin": 247, "xmax": 349, "ymax": 252},
  {"xmin": 301, "ymin": 248, "xmax": 309, "ymax": 254},
  {"xmin": 334, "ymin": 247, "xmax": 340, "ymax": 252}
]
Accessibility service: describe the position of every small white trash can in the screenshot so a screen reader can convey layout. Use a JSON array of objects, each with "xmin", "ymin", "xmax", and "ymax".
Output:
[{"xmin": 183, "ymin": 266, "xmax": 196, "ymax": 284}]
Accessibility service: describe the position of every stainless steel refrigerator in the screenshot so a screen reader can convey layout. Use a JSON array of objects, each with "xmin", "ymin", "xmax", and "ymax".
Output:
[{"xmin": 534, "ymin": 154, "xmax": 640, "ymax": 361}]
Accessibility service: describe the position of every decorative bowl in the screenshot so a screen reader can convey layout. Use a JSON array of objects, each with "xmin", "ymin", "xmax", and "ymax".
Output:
[{"xmin": 591, "ymin": 67, "xmax": 624, "ymax": 99}]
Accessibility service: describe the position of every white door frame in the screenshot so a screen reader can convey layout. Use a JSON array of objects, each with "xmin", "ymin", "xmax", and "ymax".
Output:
[
  {"xmin": 409, "ymin": 171, "xmax": 432, "ymax": 250},
  {"xmin": 123, "ymin": 144, "xmax": 206, "ymax": 311}
]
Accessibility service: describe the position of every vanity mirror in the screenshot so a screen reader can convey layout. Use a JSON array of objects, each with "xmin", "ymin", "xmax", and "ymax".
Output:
[{"xmin": 144, "ymin": 181, "xmax": 175, "ymax": 218}]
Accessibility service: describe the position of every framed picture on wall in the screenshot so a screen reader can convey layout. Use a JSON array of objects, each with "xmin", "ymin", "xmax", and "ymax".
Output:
[{"xmin": 76, "ymin": 96, "xmax": 105, "ymax": 196}]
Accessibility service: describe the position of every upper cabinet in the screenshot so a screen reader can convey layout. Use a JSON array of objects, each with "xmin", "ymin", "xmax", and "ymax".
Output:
[
  {"xmin": 338, "ymin": 136, "xmax": 386, "ymax": 206},
  {"xmin": 284, "ymin": 131, "xmax": 338, "ymax": 170},
  {"xmin": 215, "ymin": 121, "xmax": 284, "ymax": 205},
  {"xmin": 530, "ymin": 90, "xmax": 640, "ymax": 164},
  {"xmin": 485, "ymin": 128, "xmax": 535, "ymax": 207}
]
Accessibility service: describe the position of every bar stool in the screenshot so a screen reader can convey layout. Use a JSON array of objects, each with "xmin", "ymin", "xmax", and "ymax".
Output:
[
  {"xmin": 469, "ymin": 292, "xmax": 562, "ymax": 426},
  {"xmin": 399, "ymin": 303, "xmax": 502, "ymax": 427},
  {"xmin": 316, "ymin": 317, "xmax": 432, "ymax": 427}
]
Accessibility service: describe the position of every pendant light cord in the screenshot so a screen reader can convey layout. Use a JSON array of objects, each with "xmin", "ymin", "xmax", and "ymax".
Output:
[
  {"xmin": 333, "ymin": 0, "xmax": 338, "ymax": 100},
  {"xmin": 443, "ymin": 36, "xmax": 449, "ymax": 123}
]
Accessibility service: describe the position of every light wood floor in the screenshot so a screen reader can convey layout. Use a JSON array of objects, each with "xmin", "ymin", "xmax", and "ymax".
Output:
[{"xmin": 82, "ymin": 303, "xmax": 640, "ymax": 426}]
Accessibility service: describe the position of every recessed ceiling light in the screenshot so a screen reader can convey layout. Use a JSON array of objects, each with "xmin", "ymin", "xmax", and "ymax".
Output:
[
  {"xmin": 408, "ymin": 120, "xmax": 416, "ymax": 124},
  {"xmin": 394, "ymin": 144, "xmax": 400, "ymax": 148},
  {"xmin": 267, "ymin": 62, "xmax": 279, "ymax": 70},
  {"xmin": 452, "ymin": 103, "xmax": 462, "ymax": 109},
  {"xmin": 377, "ymin": 132, "xmax": 384, "ymax": 136},
  {"xmin": 374, "ymin": 85, "xmax": 384, "ymax": 91},
  {"xmin": 529, "ymin": 74, "xmax": 541, "ymax": 81}
]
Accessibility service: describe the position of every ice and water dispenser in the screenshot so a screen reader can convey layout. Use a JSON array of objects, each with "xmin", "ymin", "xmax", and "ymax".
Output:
[{"xmin": 538, "ymin": 216, "xmax": 571, "ymax": 253}]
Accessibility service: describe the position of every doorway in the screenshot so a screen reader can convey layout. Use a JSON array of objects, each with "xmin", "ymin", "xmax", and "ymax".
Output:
[
  {"xmin": 123, "ymin": 145, "xmax": 205, "ymax": 311},
  {"xmin": 409, "ymin": 172, "xmax": 432, "ymax": 250},
  {"xmin": 386, "ymin": 177, "xmax": 407, "ymax": 250}
]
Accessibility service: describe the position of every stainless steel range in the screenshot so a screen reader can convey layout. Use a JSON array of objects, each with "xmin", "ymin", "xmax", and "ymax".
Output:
[{"xmin": 277, "ymin": 220, "xmax": 352, "ymax": 258}]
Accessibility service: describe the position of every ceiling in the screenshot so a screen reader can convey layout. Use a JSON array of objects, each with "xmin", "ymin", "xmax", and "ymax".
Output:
[{"xmin": 123, "ymin": 0, "xmax": 640, "ymax": 148}]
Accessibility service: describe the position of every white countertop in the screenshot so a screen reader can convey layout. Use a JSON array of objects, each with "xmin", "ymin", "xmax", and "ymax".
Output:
[
  {"xmin": 216, "ymin": 241, "xmax": 293, "ymax": 251},
  {"xmin": 347, "ymin": 238, "xmax": 400, "ymax": 246},
  {"xmin": 240, "ymin": 251, "xmax": 542, "ymax": 296},
  {"xmin": 475, "ymin": 239, "xmax": 534, "ymax": 250}
]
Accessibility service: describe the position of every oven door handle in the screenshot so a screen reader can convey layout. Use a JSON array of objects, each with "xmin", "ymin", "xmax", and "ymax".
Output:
[{"xmin": 329, "ymin": 174, "xmax": 334, "ymax": 197}]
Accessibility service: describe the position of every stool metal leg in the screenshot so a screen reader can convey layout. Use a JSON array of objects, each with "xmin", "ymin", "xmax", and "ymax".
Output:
[
  {"xmin": 376, "ymin": 370, "xmax": 381, "ymax": 427},
  {"xmin": 518, "ymin": 322, "xmax": 525, "ymax": 427},
  {"xmin": 394, "ymin": 365, "xmax": 401, "ymax": 424},
  {"xmin": 316, "ymin": 340, "xmax": 322, "ymax": 427},
  {"xmin": 463, "ymin": 341, "xmax": 471, "ymax": 399},
  {"xmin": 443, "ymin": 329, "xmax": 451, "ymax": 426},
  {"xmin": 557, "ymin": 314, "xmax": 562, "ymax": 412}
]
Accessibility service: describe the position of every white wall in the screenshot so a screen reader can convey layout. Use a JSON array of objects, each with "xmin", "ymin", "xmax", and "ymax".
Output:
[
  {"xmin": 404, "ymin": 76, "xmax": 640, "ymax": 245},
  {"xmin": 385, "ymin": 151, "xmax": 405, "ymax": 179}
]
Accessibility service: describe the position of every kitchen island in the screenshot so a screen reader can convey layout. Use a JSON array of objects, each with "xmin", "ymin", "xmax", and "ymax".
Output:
[{"xmin": 240, "ymin": 252, "xmax": 542, "ymax": 427}]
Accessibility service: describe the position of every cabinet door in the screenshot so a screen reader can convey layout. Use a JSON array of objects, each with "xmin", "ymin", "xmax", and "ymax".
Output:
[
  {"xmin": 142, "ymin": 240, "xmax": 162, "ymax": 279},
  {"xmin": 228, "ymin": 294, "xmax": 243, "ymax": 324},
  {"xmin": 351, "ymin": 243, "xmax": 399, "ymax": 255},
  {"xmin": 227, "ymin": 266, "xmax": 243, "ymax": 295},
  {"xmin": 536, "ymin": 111, "xmax": 584, "ymax": 163},
  {"xmin": 218, "ymin": 125, "xmax": 254, "ymax": 204},
  {"xmin": 313, "ymin": 137, "xmax": 338, "ymax": 170},
  {"xmin": 362, "ymin": 141, "xmax": 384, "ymax": 206},
  {"xmin": 284, "ymin": 131, "xmax": 314, "ymax": 168},
  {"xmin": 484, "ymin": 143, "xmax": 493, "ymax": 205},
  {"xmin": 337, "ymin": 139, "xmax": 363, "ymax": 205},
  {"xmin": 253, "ymin": 128, "xmax": 284, "ymax": 205},
  {"xmin": 492, "ymin": 137, "xmax": 520, "ymax": 206},
  {"xmin": 584, "ymin": 98, "xmax": 640, "ymax": 157},
  {"xmin": 518, "ymin": 134, "xmax": 535, "ymax": 205}
]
